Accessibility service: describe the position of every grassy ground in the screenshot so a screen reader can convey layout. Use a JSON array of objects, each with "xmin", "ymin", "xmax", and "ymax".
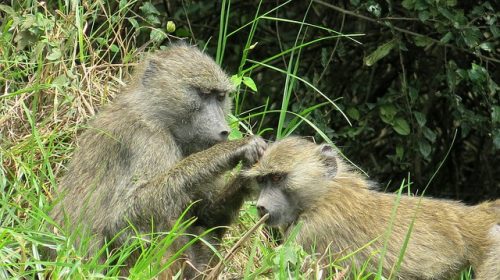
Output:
[{"xmin": 0, "ymin": 1, "xmax": 474, "ymax": 279}]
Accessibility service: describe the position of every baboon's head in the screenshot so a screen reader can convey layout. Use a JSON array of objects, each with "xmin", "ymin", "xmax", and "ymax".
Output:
[
  {"xmin": 130, "ymin": 43, "xmax": 235, "ymax": 154},
  {"xmin": 245, "ymin": 137, "xmax": 339, "ymax": 228}
]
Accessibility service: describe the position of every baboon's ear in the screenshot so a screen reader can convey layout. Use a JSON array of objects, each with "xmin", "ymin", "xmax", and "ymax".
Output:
[{"xmin": 319, "ymin": 144, "xmax": 338, "ymax": 179}]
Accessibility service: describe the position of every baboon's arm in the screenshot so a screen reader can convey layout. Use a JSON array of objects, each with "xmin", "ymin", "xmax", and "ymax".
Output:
[
  {"xmin": 163, "ymin": 138, "xmax": 250, "ymax": 190},
  {"xmin": 130, "ymin": 138, "xmax": 252, "ymax": 219},
  {"xmin": 197, "ymin": 175, "xmax": 252, "ymax": 229}
]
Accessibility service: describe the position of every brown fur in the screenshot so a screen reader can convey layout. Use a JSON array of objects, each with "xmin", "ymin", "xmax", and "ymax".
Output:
[
  {"xmin": 247, "ymin": 137, "xmax": 500, "ymax": 280},
  {"xmin": 50, "ymin": 44, "xmax": 266, "ymax": 277}
]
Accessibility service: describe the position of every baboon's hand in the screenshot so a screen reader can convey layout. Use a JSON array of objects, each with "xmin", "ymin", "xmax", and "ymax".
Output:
[{"xmin": 238, "ymin": 136, "xmax": 268, "ymax": 167}]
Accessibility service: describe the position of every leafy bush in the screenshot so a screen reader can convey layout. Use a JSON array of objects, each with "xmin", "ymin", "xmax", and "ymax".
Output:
[{"xmin": 206, "ymin": 0, "xmax": 499, "ymax": 200}]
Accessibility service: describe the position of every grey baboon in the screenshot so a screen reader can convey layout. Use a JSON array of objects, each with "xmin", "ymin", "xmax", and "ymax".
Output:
[
  {"xmin": 50, "ymin": 44, "xmax": 267, "ymax": 276},
  {"xmin": 245, "ymin": 137, "xmax": 500, "ymax": 280}
]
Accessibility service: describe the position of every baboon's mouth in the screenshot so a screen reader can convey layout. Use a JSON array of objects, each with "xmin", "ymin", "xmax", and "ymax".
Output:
[{"xmin": 263, "ymin": 215, "xmax": 281, "ymax": 228}]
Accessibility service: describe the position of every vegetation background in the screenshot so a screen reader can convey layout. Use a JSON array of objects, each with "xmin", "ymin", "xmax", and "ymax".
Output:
[{"xmin": 0, "ymin": 0, "xmax": 498, "ymax": 279}]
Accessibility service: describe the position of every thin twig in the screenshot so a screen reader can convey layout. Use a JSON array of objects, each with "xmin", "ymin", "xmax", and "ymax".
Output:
[
  {"xmin": 312, "ymin": 0, "xmax": 500, "ymax": 64},
  {"xmin": 205, "ymin": 213, "xmax": 270, "ymax": 280},
  {"xmin": 182, "ymin": 0, "xmax": 196, "ymax": 43}
]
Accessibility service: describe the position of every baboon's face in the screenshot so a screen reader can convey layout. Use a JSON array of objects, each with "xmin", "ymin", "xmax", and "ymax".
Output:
[
  {"xmin": 255, "ymin": 172, "xmax": 301, "ymax": 227},
  {"xmin": 169, "ymin": 87, "xmax": 232, "ymax": 153},
  {"xmin": 249, "ymin": 137, "xmax": 339, "ymax": 228},
  {"xmin": 140, "ymin": 45, "xmax": 235, "ymax": 154}
]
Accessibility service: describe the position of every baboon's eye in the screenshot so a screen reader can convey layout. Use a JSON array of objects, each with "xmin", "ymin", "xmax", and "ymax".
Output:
[
  {"xmin": 195, "ymin": 87, "xmax": 210, "ymax": 96},
  {"xmin": 216, "ymin": 92, "xmax": 225, "ymax": 102},
  {"xmin": 271, "ymin": 173, "xmax": 284, "ymax": 182},
  {"xmin": 256, "ymin": 176, "xmax": 265, "ymax": 184}
]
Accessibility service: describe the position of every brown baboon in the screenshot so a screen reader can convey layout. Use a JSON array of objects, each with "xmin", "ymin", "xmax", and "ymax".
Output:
[
  {"xmin": 50, "ymin": 43, "xmax": 267, "ymax": 276},
  {"xmin": 245, "ymin": 137, "xmax": 500, "ymax": 280}
]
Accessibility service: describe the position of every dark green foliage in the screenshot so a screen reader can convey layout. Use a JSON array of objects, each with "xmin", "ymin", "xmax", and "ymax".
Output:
[
  {"xmin": 175, "ymin": 0, "xmax": 499, "ymax": 201},
  {"xmin": 2, "ymin": 1, "xmax": 498, "ymax": 201}
]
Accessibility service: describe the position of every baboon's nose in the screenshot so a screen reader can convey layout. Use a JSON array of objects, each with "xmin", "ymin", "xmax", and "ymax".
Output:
[
  {"xmin": 219, "ymin": 130, "xmax": 229, "ymax": 140},
  {"xmin": 257, "ymin": 205, "xmax": 268, "ymax": 217}
]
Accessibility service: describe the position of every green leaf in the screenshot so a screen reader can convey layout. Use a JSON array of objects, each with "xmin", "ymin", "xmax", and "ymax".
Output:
[
  {"xmin": 392, "ymin": 118, "xmax": 410, "ymax": 135},
  {"xmin": 350, "ymin": 0, "xmax": 361, "ymax": 6},
  {"xmin": 364, "ymin": 39, "xmax": 398, "ymax": 66},
  {"xmin": 52, "ymin": 74, "xmax": 69, "ymax": 89},
  {"xmin": 446, "ymin": 0, "xmax": 457, "ymax": 6},
  {"xmin": 242, "ymin": 76, "xmax": 258, "ymax": 92},
  {"xmin": 418, "ymin": 11, "xmax": 430, "ymax": 22},
  {"xmin": 401, "ymin": 0, "xmax": 415, "ymax": 9},
  {"xmin": 227, "ymin": 114, "xmax": 243, "ymax": 140},
  {"xmin": 437, "ymin": 6, "xmax": 457, "ymax": 26},
  {"xmin": 0, "ymin": 4, "xmax": 15, "ymax": 16},
  {"xmin": 229, "ymin": 126, "xmax": 243, "ymax": 140},
  {"xmin": 493, "ymin": 129, "xmax": 500, "ymax": 150},
  {"xmin": 409, "ymin": 87, "xmax": 418, "ymax": 103},
  {"xmin": 367, "ymin": 4, "xmax": 381, "ymax": 17},
  {"xmin": 150, "ymin": 29, "xmax": 167, "ymax": 44},
  {"xmin": 320, "ymin": 48, "xmax": 328, "ymax": 68},
  {"xmin": 15, "ymin": 31, "xmax": 37, "ymax": 50},
  {"xmin": 462, "ymin": 28, "xmax": 481, "ymax": 47},
  {"xmin": 456, "ymin": 68, "xmax": 467, "ymax": 79},
  {"xmin": 145, "ymin": 14, "xmax": 160, "ymax": 25},
  {"xmin": 109, "ymin": 44, "xmax": 119, "ymax": 53},
  {"xmin": 175, "ymin": 27, "xmax": 191, "ymax": 37},
  {"xmin": 139, "ymin": 2, "xmax": 160, "ymax": 15},
  {"xmin": 346, "ymin": 107, "xmax": 360, "ymax": 121},
  {"xmin": 414, "ymin": 0, "xmax": 428, "ymax": 10},
  {"xmin": 422, "ymin": 126, "xmax": 437, "ymax": 143},
  {"xmin": 490, "ymin": 25, "xmax": 500, "ymax": 38},
  {"xmin": 379, "ymin": 104, "xmax": 398, "ymax": 124},
  {"xmin": 468, "ymin": 63, "xmax": 487, "ymax": 83},
  {"xmin": 418, "ymin": 139, "xmax": 432, "ymax": 158},
  {"xmin": 492, "ymin": 106, "xmax": 500, "ymax": 123},
  {"xmin": 396, "ymin": 145, "xmax": 404, "ymax": 161},
  {"xmin": 96, "ymin": 37, "xmax": 107, "ymax": 46},
  {"xmin": 128, "ymin": 18, "xmax": 139, "ymax": 30},
  {"xmin": 413, "ymin": 111, "xmax": 426, "ymax": 127},
  {"xmin": 119, "ymin": 0, "xmax": 128, "ymax": 10},
  {"xmin": 230, "ymin": 75, "xmax": 242, "ymax": 87},
  {"xmin": 440, "ymin": 32, "xmax": 454, "ymax": 43},
  {"xmin": 479, "ymin": 42, "xmax": 493, "ymax": 52},
  {"xmin": 46, "ymin": 48, "xmax": 61, "ymax": 61},
  {"xmin": 413, "ymin": 36, "xmax": 433, "ymax": 47}
]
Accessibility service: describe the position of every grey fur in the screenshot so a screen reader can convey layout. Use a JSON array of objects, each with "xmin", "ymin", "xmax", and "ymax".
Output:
[
  {"xmin": 247, "ymin": 137, "xmax": 500, "ymax": 280},
  {"xmin": 50, "ymin": 44, "xmax": 267, "ymax": 276}
]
